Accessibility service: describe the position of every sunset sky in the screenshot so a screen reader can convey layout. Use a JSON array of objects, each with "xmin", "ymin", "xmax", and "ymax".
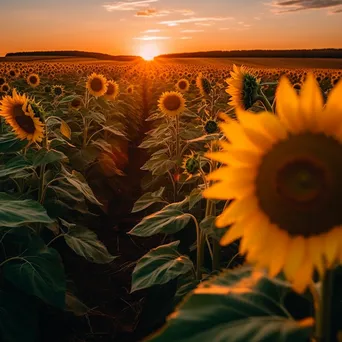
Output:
[{"xmin": 1, "ymin": 0, "xmax": 342, "ymax": 57}]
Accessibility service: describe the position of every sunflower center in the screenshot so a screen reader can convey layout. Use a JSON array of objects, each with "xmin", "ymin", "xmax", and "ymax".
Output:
[
  {"xmin": 204, "ymin": 120, "xmax": 218, "ymax": 134},
  {"xmin": 29, "ymin": 76, "xmax": 38, "ymax": 84},
  {"xmin": 256, "ymin": 133, "xmax": 342, "ymax": 237},
  {"xmin": 13, "ymin": 104, "xmax": 35, "ymax": 134},
  {"xmin": 54, "ymin": 87, "xmax": 63, "ymax": 95},
  {"xmin": 163, "ymin": 95, "xmax": 181, "ymax": 111},
  {"xmin": 179, "ymin": 81, "xmax": 187, "ymax": 89},
  {"xmin": 90, "ymin": 78, "xmax": 104, "ymax": 92},
  {"xmin": 106, "ymin": 83, "xmax": 115, "ymax": 95}
]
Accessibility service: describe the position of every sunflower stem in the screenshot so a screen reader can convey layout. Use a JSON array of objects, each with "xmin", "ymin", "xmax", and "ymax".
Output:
[
  {"xmin": 257, "ymin": 90, "xmax": 273, "ymax": 113},
  {"xmin": 315, "ymin": 269, "xmax": 334, "ymax": 342}
]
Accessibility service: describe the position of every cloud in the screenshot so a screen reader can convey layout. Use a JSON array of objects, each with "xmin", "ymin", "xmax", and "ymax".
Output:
[
  {"xmin": 142, "ymin": 29, "xmax": 161, "ymax": 33},
  {"xmin": 135, "ymin": 8, "xmax": 170, "ymax": 16},
  {"xmin": 270, "ymin": 0, "xmax": 342, "ymax": 13},
  {"xmin": 254, "ymin": 16, "xmax": 261, "ymax": 20},
  {"xmin": 103, "ymin": 0, "xmax": 158, "ymax": 11},
  {"xmin": 176, "ymin": 9, "xmax": 195, "ymax": 16},
  {"xmin": 180, "ymin": 36, "xmax": 192, "ymax": 39},
  {"xmin": 159, "ymin": 16, "xmax": 233, "ymax": 26},
  {"xmin": 181, "ymin": 29, "xmax": 204, "ymax": 32},
  {"xmin": 219, "ymin": 27, "xmax": 230, "ymax": 30},
  {"xmin": 133, "ymin": 35, "xmax": 170, "ymax": 40}
]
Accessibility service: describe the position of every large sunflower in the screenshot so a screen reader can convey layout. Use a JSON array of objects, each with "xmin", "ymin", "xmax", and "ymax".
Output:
[
  {"xmin": 226, "ymin": 64, "xmax": 259, "ymax": 110},
  {"xmin": 0, "ymin": 89, "xmax": 44, "ymax": 143},
  {"xmin": 103, "ymin": 80, "xmax": 119, "ymax": 101},
  {"xmin": 204, "ymin": 74, "xmax": 342, "ymax": 293},
  {"xmin": 27, "ymin": 73, "xmax": 40, "ymax": 88},
  {"xmin": 158, "ymin": 91, "xmax": 186, "ymax": 117},
  {"xmin": 86, "ymin": 73, "xmax": 108, "ymax": 97}
]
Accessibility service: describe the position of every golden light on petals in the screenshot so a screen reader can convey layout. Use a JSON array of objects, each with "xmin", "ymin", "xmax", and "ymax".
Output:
[{"xmin": 204, "ymin": 72, "xmax": 342, "ymax": 293}]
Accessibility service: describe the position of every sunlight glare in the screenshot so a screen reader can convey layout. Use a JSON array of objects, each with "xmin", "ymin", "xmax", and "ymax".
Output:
[{"xmin": 139, "ymin": 43, "xmax": 159, "ymax": 61}]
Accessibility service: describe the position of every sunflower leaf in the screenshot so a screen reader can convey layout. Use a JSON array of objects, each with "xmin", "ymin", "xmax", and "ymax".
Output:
[
  {"xmin": 64, "ymin": 226, "xmax": 116, "ymax": 264},
  {"xmin": 147, "ymin": 266, "xmax": 313, "ymax": 342},
  {"xmin": 132, "ymin": 187, "xmax": 166, "ymax": 213},
  {"xmin": 0, "ymin": 133, "xmax": 27, "ymax": 153},
  {"xmin": 131, "ymin": 241, "xmax": 193, "ymax": 292},
  {"xmin": 128, "ymin": 207, "xmax": 191, "ymax": 237},
  {"xmin": 0, "ymin": 193, "xmax": 53, "ymax": 227}
]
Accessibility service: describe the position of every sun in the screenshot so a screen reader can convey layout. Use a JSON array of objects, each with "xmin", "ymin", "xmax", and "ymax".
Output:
[{"xmin": 139, "ymin": 43, "xmax": 159, "ymax": 61}]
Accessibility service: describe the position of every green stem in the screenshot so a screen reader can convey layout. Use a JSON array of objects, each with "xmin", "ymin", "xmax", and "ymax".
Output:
[
  {"xmin": 257, "ymin": 89, "xmax": 273, "ymax": 113},
  {"xmin": 315, "ymin": 269, "xmax": 334, "ymax": 342}
]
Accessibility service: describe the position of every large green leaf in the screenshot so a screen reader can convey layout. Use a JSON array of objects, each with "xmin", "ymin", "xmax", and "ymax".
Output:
[
  {"xmin": 0, "ymin": 133, "xmax": 27, "ymax": 153},
  {"xmin": 0, "ymin": 155, "xmax": 31, "ymax": 178},
  {"xmin": 0, "ymin": 289, "xmax": 39, "ymax": 342},
  {"xmin": 132, "ymin": 187, "xmax": 166, "ymax": 213},
  {"xmin": 63, "ymin": 168, "xmax": 102, "ymax": 206},
  {"xmin": 147, "ymin": 266, "xmax": 313, "ymax": 342},
  {"xmin": 0, "ymin": 192, "xmax": 53, "ymax": 227},
  {"xmin": 128, "ymin": 207, "xmax": 191, "ymax": 237},
  {"xmin": 32, "ymin": 148, "xmax": 68, "ymax": 167},
  {"xmin": 3, "ymin": 237, "xmax": 66, "ymax": 309},
  {"xmin": 131, "ymin": 241, "xmax": 193, "ymax": 292},
  {"xmin": 188, "ymin": 188, "xmax": 202, "ymax": 210},
  {"xmin": 64, "ymin": 226, "xmax": 116, "ymax": 264}
]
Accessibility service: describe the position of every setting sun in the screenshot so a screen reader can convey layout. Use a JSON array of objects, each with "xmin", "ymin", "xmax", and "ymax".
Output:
[{"xmin": 139, "ymin": 43, "xmax": 159, "ymax": 61}]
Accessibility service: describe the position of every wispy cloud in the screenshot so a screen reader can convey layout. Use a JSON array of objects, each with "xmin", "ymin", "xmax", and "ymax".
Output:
[
  {"xmin": 159, "ymin": 16, "xmax": 233, "ymax": 26},
  {"xmin": 103, "ymin": 0, "xmax": 158, "ymax": 11},
  {"xmin": 133, "ymin": 35, "xmax": 170, "ymax": 40},
  {"xmin": 269, "ymin": 0, "xmax": 342, "ymax": 13},
  {"xmin": 254, "ymin": 16, "xmax": 261, "ymax": 20},
  {"xmin": 180, "ymin": 36, "xmax": 192, "ymax": 39},
  {"xmin": 176, "ymin": 9, "xmax": 195, "ymax": 16},
  {"xmin": 142, "ymin": 29, "xmax": 161, "ymax": 33},
  {"xmin": 219, "ymin": 27, "xmax": 230, "ymax": 30},
  {"xmin": 135, "ymin": 8, "xmax": 170, "ymax": 16},
  {"xmin": 181, "ymin": 29, "xmax": 204, "ymax": 32}
]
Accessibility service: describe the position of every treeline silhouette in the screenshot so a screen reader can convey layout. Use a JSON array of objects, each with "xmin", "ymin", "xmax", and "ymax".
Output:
[
  {"xmin": 5, "ymin": 50, "xmax": 141, "ymax": 61},
  {"xmin": 157, "ymin": 49, "xmax": 342, "ymax": 59}
]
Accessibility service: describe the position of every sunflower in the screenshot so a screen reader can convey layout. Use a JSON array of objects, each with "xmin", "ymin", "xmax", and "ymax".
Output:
[
  {"xmin": 0, "ymin": 83, "xmax": 10, "ymax": 93},
  {"xmin": 176, "ymin": 79, "xmax": 190, "ymax": 93},
  {"xmin": 203, "ymin": 118, "xmax": 219, "ymax": 134},
  {"xmin": 182, "ymin": 151, "xmax": 200, "ymax": 180},
  {"xmin": 127, "ymin": 85, "xmax": 134, "ymax": 94},
  {"xmin": 0, "ymin": 77, "xmax": 6, "ymax": 86},
  {"xmin": 8, "ymin": 69, "xmax": 18, "ymax": 78},
  {"xmin": 203, "ymin": 74, "xmax": 342, "ymax": 293},
  {"xmin": 86, "ymin": 73, "xmax": 108, "ymax": 97},
  {"xmin": 70, "ymin": 97, "xmax": 82, "ymax": 111},
  {"xmin": 196, "ymin": 73, "xmax": 211, "ymax": 96},
  {"xmin": 103, "ymin": 80, "xmax": 119, "ymax": 101},
  {"xmin": 52, "ymin": 85, "xmax": 65, "ymax": 97},
  {"xmin": 0, "ymin": 89, "xmax": 44, "ymax": 143},
  {"xmin": 158, "ymin": 91, "xmax": 186, "ymax": 117},
  {"xmin": 226, "ymin": 65, "xmax": 259, "ymax": 110},
  {"xmin": 27, "ymin": 74, "xmax": 40, "ymax": 88}
]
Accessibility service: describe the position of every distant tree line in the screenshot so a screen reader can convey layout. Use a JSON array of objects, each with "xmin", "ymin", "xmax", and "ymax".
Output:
[
  {"xmin": 5, "ymin": 50, "xmax": 141, "ymax": 61},
  {"xmin": 157, "ymin": 49, "xmax": 342, "ymax": 59}
]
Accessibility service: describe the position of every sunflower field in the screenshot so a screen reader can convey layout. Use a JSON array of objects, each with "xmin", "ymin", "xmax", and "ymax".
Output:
[{"xmin": 0, "ymin": 59, "xmax": 341, "ymax": 342}]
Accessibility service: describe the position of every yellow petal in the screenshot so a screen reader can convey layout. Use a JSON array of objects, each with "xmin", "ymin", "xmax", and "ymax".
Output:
[
  {"xmin": 220, "ymin": 214, "xmax": 251, "ymax": 246},
  {"xmin": 207, "ymin": 166, "xmax": 256, "ymax": 182},
  {"xmin": 299, "ymin": 73, "xmax": 323, "ymax": 132},
  {"xmin": 276, "ymin": 76, "xmax": 301, "ymax": 133},
  {"xmin": 268, "ymin": 229, "xmax": 290, "ymax": 277},
  {"xmin": 220, "ymin": 121, "xmax": 258, "ymax": 151},
  {"xmin": 216, "ymin": 196, "xmax": 258, "ymax": 228},
  {"xmin": 308, "ymin": 236, "xmax": 325, "ymax": 277},
  {"xmin": 324, "ymin": 227, "xmax": 342, "ymax": 267},
  {"xmin": 283, "ymin": 235, "xmax": 306, "ymax": 281},
  {"xmin": 291, "ymin": 257, "xmax": 314, "ymax": 294},
  {"xmin": 203, "ymin": 178, "xmax": 255, "ymax": 200}
]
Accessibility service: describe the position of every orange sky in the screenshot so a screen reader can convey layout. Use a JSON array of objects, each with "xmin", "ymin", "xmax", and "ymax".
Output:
[{"xmin": 1, "ymin": 0, "xmax": 341, "ymax": 56}]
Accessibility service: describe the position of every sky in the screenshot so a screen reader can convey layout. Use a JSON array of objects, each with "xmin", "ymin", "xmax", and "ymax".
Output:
[{"xmin": 0, "ymin": 0, "xmax": 341, "ymax": 56}]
